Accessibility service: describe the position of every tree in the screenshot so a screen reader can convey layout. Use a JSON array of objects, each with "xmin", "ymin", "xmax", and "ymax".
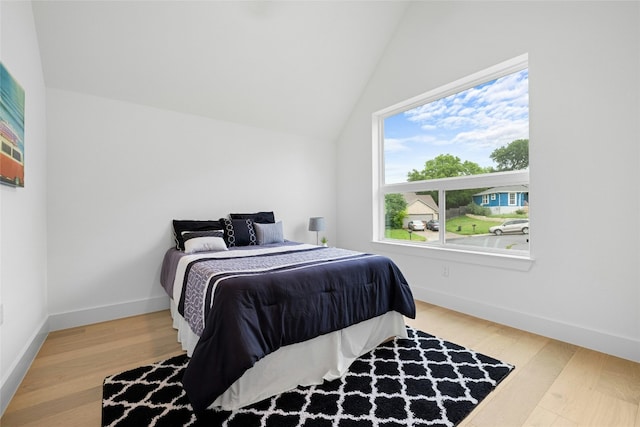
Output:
[
  {"xmin": 385, "ymin": 193, "xmax": 407, "ymax": 229},
  {"xmin": 490, "ymin": 139, "xmax": 529, "ymax": 171},
  {"xmin": 407, "ymin": 154, "xmax": 488, "ymax": 208},
  {"xmin": 407, "ymin": 154, "xmax": 489, "ymax": 181}
]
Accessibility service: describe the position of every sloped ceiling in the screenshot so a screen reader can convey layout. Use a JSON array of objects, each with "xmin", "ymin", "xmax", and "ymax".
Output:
[{"xmin": 32, "ymin": 1, "xmax": 409, "ymax": 141}]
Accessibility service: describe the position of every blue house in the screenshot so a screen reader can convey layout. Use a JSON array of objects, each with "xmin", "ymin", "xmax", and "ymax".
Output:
[{"xmin": 472, "ymin": 185, "xmax": 529, "ymax": 214}]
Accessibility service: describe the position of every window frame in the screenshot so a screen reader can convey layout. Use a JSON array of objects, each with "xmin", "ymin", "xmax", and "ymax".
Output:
[{"xmin": 372, "ymin": 54, "xmax": 533, "ymax": 270}]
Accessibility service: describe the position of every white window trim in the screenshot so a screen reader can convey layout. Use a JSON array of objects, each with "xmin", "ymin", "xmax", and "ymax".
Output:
[{"xmin": 371, "ymin": 54, "xmax": 533, "ymax": 270}]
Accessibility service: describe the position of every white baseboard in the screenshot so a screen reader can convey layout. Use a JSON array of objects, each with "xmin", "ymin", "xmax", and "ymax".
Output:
[
  {"xmin": 412, "ymin": 287, "xmax": 640, "ymax": 363},
  {"xmin": 1, "ymin": 317, "xmax": 49, "ymax": 417},
  {"xmin": 1, "ymin": 296, "xmax": 172, "ymax": 417},
  {"xmin": 48, "ymin": 295, "xmax": 171, "ymax": 331}
]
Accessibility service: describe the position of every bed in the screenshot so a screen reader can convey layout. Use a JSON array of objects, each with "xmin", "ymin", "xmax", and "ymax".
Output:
[{"xmin": 160, "ymin": 216, "xmax": 416, "ymax": 412}]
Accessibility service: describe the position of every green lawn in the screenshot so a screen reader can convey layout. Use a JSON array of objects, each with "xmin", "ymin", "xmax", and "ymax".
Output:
[
  {"xmin": 385, "ymin": 228, "xmax": 427, "ymax": 241},
  {"xmin": 445, "ymin": 216, "xmax": 497, "ymax": 235}
]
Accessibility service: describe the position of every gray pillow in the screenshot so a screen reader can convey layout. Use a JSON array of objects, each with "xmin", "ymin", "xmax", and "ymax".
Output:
[{"xmin": 255, "ymin": 221, "xmax": 284, "ymax": 245}]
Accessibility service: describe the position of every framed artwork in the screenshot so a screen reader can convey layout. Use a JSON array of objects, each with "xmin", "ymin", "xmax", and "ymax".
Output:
[{"xmin": 0, "ymin": 62, "xmax": 25, "ymax": 187}]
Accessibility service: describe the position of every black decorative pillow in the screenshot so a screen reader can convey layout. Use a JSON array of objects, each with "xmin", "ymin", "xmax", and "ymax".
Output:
[
  {"xmin": 172, "ymin": 220, "xmax": 224, "ymax": 250},
  {"xmin": 220, "ymin": 218, "xmax": 257, "ymax": 247},
  {"xmin": 182, "ymin": 230, "xmax": 224, "ymax": 242},
  {"xmin": 229, "ymin": 211, "xmax": 275, "ymax": 224}
]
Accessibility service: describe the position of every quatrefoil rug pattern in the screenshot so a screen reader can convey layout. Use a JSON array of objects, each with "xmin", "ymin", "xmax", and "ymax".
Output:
[{"xmin": 102, "ymin": 327, "xmax": 514, "ymax": 427}]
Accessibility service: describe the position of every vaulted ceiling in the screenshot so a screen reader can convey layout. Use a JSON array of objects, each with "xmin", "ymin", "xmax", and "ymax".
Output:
[{"xmin": 32, "ymin": 1, "xmax": 409, "ymax": 141}]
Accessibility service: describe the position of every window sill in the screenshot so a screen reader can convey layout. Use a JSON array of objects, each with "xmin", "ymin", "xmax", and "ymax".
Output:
[{"xmin": 371, "ymin": 239, "xmax": 534, "ymax": 272}]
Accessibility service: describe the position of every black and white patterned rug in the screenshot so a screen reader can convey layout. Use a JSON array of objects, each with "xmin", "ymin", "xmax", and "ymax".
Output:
[{"xmin": 102, "ymin": 327, "xmax": 513, "ymax": 427}]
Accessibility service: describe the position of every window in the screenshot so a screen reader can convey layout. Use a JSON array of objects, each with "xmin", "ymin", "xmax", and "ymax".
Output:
[{"xmin": 373, "ymin": 54, "xmax": 530, "ymax": 257}]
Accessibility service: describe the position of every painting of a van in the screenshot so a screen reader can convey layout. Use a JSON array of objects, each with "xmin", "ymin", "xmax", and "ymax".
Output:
[{"xmin": 1, "ymin": 121, "xmax": 24, "ymax": 186}]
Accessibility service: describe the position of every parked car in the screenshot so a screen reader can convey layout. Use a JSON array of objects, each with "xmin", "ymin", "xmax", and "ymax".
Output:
[
  {"xmin": 489, "ymin": 219, "xmax": 529, "ymax": 235},
  {"xmin": 407, "ymin": 220, "xmax": 426, "ymax": 231},
  {"xmin": 426, "ymin": 220, "xmax": 439, "ymax": 231}
]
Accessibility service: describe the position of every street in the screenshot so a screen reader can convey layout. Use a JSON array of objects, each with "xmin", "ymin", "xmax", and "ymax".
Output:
[{"xmin": 413, "ymin": 230, "xmax": 530, "ymax": 251}]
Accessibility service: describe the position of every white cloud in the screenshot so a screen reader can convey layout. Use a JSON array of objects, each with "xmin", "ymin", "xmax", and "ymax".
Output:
[
  {"xmin": 385, "ymin": 134, "xmax": 439, "ymax": 152},
  {"xmin": 404, "ymin": 70, "xmax": 529, "ymax": 149},
  {"xmin": 385, "ymin": 69, "xmax": 529, "ymax": 176},
  {"xmin": 453, "ymin": 119, "xmax": 529, "ymax": 150},
  {"xmin": 384, "ymin": 138, "xmax": 410, "ymax": 153}
]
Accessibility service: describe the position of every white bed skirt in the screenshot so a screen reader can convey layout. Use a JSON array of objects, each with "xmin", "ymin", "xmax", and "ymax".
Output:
[{"xmin": 169, "ymin": 302, "xmax": 408, "ymax": 410}]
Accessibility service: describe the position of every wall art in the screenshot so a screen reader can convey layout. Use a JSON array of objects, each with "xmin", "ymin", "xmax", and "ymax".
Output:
[{"xmin": 0, "ymin": 62, "xmax": 25, "ymax": 187}]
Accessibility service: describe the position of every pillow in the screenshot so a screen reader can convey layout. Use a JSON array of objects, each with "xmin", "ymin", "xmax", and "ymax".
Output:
[
  {"xmin": 184, "ymin": 236, "xmax": 228, "ymax": 254},
  {"xmin": 182, "ymin": 229, "xmax": 224, "ymax": 244},
  {"xmin": 254, "ymin": 221, "xmax": 284, "ymax": 245},
  {"xmin": 229, "ymin": 211, "xmax": 275, "ymax": 224},
  {"xmin": 172, "ymin": 220, "xmax": 224, "ymax": 250},
  {"xmin": 220, "ymin": 218, "xmax": 257, "ymax": 247}
]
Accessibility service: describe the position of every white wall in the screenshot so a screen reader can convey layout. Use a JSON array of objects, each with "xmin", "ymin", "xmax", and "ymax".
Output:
[
  {"xmin": 336, "ymin": 1, "xmax": 640, "ymax": 361},
  {"xmin": 0, "ymin": 0, "xmax": 49, "ymax": 414},
  {"xmin": 46, "ymin": 89, "xmax": 337, "ymax": 328}
]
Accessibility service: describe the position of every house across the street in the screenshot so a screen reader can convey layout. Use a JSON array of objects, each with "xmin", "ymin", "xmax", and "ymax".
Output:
[
  {"xmin": 403, "ymin": 193, "xmax": 439, "ymax": 228},
  {"xmin": 473, "ymin": 185, "xmax": 529, "ymax": 215}
]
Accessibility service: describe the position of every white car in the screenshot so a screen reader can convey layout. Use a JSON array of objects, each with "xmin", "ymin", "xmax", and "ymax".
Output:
[
  {"xmin": 407, "ymin": 220, "xmax": 426, "ymax": 231},
  {"xmin": 489, "ymin": 219, "xmax": 529, "ymax": 235}
]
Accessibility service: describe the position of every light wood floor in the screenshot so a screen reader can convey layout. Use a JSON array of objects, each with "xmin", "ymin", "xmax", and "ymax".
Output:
[{"xmin": 2, "ymin": 300, "xmax": 639, "ymax": 426}]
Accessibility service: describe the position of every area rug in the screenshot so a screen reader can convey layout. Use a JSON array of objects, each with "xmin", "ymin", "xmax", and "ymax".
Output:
[{"xmin": 102, "ymin": 327, "xmax": 513, "ymax": 427}]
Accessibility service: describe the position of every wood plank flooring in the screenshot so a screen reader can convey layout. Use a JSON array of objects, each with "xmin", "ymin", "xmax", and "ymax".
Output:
[{"xmin": 2, "ymin": 300, "xmax": 639, "ymax": 426}]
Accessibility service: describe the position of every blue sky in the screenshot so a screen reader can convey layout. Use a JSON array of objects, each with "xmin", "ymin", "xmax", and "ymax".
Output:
[{"xmin": 384, "ymin": 69, "xmax": 529, "ymax": 184}]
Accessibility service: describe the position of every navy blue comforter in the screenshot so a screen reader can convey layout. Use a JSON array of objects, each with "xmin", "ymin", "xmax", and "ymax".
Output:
[{"xmin": 179, "ymin": 247, "xmax": 415, "ymax": 412}]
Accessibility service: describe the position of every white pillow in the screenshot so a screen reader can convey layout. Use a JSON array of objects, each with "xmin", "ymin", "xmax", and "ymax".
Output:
[
  {"xmin": 255, "ymin": 221, "xmax": 284, "ymax": 245},
  {"xmin": 184, "ymin": 236, "xmax": 228, "ymax": 254}
]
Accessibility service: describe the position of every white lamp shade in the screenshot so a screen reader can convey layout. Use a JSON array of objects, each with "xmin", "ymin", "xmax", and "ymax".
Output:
[{"xmin": 308, "ymin": 217, "xmax": 326, "ymax": 232}]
